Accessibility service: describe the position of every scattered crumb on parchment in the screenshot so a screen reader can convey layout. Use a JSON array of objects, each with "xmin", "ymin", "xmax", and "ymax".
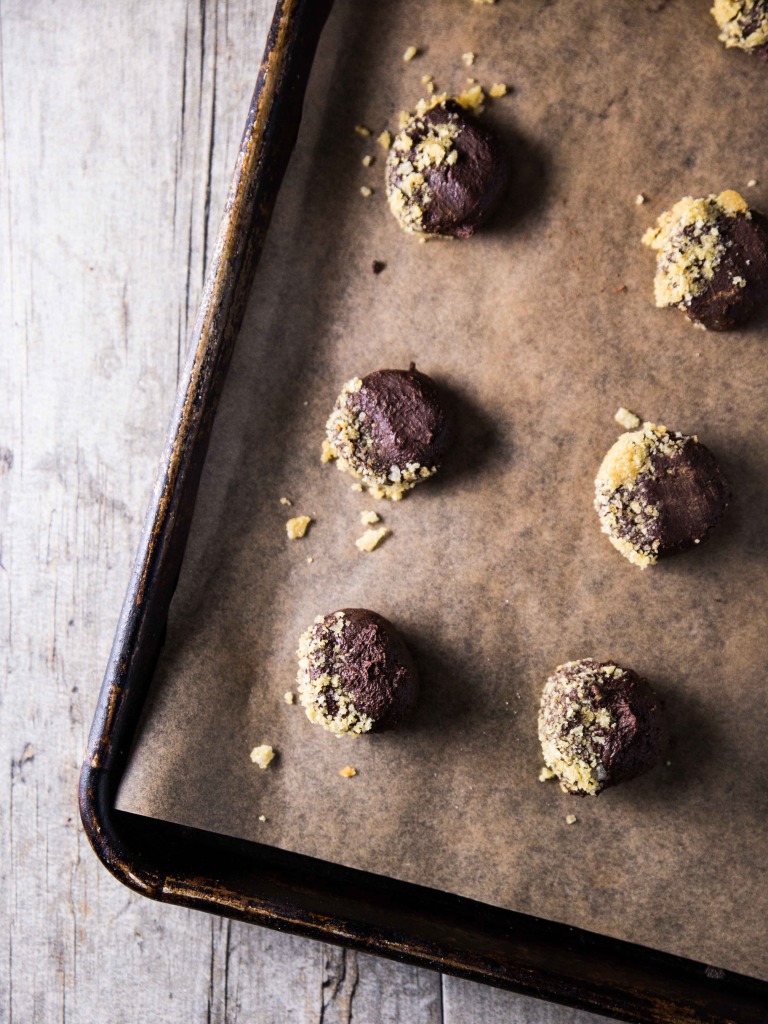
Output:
[
  {"xmin": 283, "ymin": 691, "xmax": 295, "ymax": 705},
  {"xmin": 355, "ymin": 526, "xmax": 389, "ymax": 552},
  {"xmin": 378, "ymin": 130, "xmax": 391, "ymax": 150},
  {"xmin": 360, "ymin": 509, "xmax": 380, "ymax": 525},
  {"xmin": 472, "ymin": 0, "xmax": 496, "ymax": 4},
  {"xmin": 258, "ymin": 814, "xmax": 267, "ymax": 822},
  {"xmin": 306, "ymin": 556, "xmax": 313, "ymax": 564},
  {"xmin": 286, "ymin": 515, "xmax": 312, "ymax": 539},
  {"xmin": 339, "ymin": 766, "xmax": 357, "ymax": 778},
  {"xmin": 250, "ymin": 745, "xmax": 275, "ymax": 770},
  {"xmin": 360, "ymin": 185, "xmax": 373, "ymax": 197},
  {"xmin": 462, "ymin": 51, "xmax": 475, "ymax": 66},
  {"xmin": 403, "ymin": 45, "xmax": 419, "ymax": 62},
  {"xmin": 351, "ymin": 482, "xmax": 364, "ymax": 492},
  {"xmin": 615, "ymin": 407, "xmax": 641, "ymax": 430},
  {"xmin": 279, "ymin": 496, "xmax": 292, "ymax": 506},
  {"xmin": 747, "ymin": 179, "xmax": 757, "ymax": 188},
  {"xmin": 539, "ymin": 766, "xmax": 556, "ymax": 782},
  {"xmin": 362, "ymin": 155, "xmax": 374, "ymax": 167},
  {"xmin": 565, "ymin": 814, "xmax": 577, "ymax": 825},
  {"xmin": 354, "ymin": 124, "xmax": 371, "ymax": 137},
  {"xmin": 635, "ymin": 193, "xmax": 646, "ymax": 205},
  {"xmin": 455, "ymin": 83, "xmax": 485, "ymax": 110},
  {"xmin": 489, "ymin": 83, "xmax": 507, "ymax": 97}
]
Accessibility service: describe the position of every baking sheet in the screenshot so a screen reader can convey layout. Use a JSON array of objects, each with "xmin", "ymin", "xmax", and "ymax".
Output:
[{"xmin": 117, "ymin": 0, "xmax": 768, "ymax": 980}]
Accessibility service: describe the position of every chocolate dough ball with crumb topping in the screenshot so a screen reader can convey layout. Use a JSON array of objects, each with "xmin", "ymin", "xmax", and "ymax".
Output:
[
  {"xmin": 712, "ymin": 0, "xmax": 768, "ymax": 61},
  {"xmin": 594, "ymin": 423, "xmax": 730, "ymax": 569},
  {"xmin": 386, "ymin": 98, "xmax": 508, "ymax": 238},
  {"xmin": 642, "ymin": 190, "xmax": 768, "ymax": 330},
  {"xmin": 323, "ymin": 364, "xmax": 452, "ymax": 499},
  {"xmin": 538, "ymin": 660, "xmax": 666, "ymax": 796},
  {"xmin": 296, "ymin": 609, "xmax": 418, "ymax": 736}
]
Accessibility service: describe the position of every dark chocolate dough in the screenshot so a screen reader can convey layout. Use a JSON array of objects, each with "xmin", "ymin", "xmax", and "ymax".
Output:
[
  {"xmin": 296, "ymin": 609, "xmax": 418, "ymax": 735},
  {"xmin": 386, "ymin": 99, "xmax": 508, "ymax": 238},
  {"xmin": 686, "ymin": 211, "xmax": 768, "ymax": 330},
  {"xmin": 594, "ymin": 425, "xmax": 730, "ymax": 568},
  {"xmin": 538, "ymin": 659, "xmax": 667, "ymax": 796},
  {"xmin": 324, "ymin": 364, "xmax": 453, "ymax": 498}
]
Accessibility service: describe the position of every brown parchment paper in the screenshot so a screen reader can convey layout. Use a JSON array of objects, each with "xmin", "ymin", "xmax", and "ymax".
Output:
[{"xmin": 117, "ymin": 0, "xmax": 768, "ymax": 980}]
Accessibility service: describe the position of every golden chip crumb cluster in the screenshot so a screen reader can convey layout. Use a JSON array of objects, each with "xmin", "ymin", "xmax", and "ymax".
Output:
[{"xmin": 712, "ymin": 0, "xmax": 768, "ymax": 56}]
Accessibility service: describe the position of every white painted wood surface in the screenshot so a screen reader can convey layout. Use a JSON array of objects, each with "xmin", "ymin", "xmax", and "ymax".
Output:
[{"xmin": 0, "ymin": 1, "xmax": 614, "ymax": 1020}]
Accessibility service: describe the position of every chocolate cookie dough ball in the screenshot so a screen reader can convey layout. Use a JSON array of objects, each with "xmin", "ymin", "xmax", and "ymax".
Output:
[
  {"xmin": 296, "ymin": 609, "xmax": 418, "ymax": 736},
  {"xmin": 642, "ymin": 190, "xmax": 768, "ymax": 330},
  {"xmin": 386, "ymin": 98, "xmax": 508, "ymax": 237},
  {"xmin": 538, "ymin": 660, "xmax": 666, "ymax": 796},
  {"xmin": 323, "ymin": 364, "xmax": 452, "ymax": 499},
  {"xmin": 594, "ymin": 423, "xmax": 730, "ymax": 569},
  {"xmin": 712, "ymin": 0, "xmax": 768, "ymax": 61}
]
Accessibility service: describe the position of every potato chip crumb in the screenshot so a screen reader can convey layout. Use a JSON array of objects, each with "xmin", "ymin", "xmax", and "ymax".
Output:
[
  {"xmin": 615, "ymin": 407, "xmax": 641, "ymax": 430},
  {"xmin": 250, "ymin": 745, "xmax": 275, "ymax": 770},
  {"xmin": 747, "ymin": 178, "xmax": 757, "ymax": 188},
  {"xmin": 538, "ymin": 766, "xmax": 556, "ymax": 782},
  {"xmin": 360, "ymin": 185, "xmax": 373, "ymax": 197},
  {"xmin": 403, "ymin": 45, "xmax": 419, "ymax": 62},
  {"xmin": 565, "ymin": 814, "xmax": 577, "ymax": 825},
  {"xmin": 360, "ymin": 509, "xmax": 380, "ymax": 525},
  {"xmin": 462, "ymin": 51, "xmax": 475, "ymax": 66},
  {"xmin": 286, "ymin": 515, "xmax": 312, "ymax": 539},
  {"xmin": 351, "ymin": 482, "xmax": 364, "ymax": 492},
  {"xmin": 378, "ymin": 130, "xmax": 392, "ymax": 150},
  {"xmin": 362, "ymin": 155, "xmax": 374, "ymax": 167},
  {"xmin": 339, "ymin": 765, "xmax": 357, "ymax": 778},
  {"xmin": 306, "ymin": 556, "xmax": 313, "ymax": 564},
  {"xmin": 258, "ymin": 814, "xmax": 267, "ymax": 822},
  {"xmin": 355, "ymin": 526, "xmax": 389, "ymax": 552},
  {"xmin": 456, "ymin": 84, "xmax": 485, "ymax": 110},
  {"xmin": 635, "ymin": 193, "xmax": 646, "ymax": 205},
  {"xmin": 489, "ymin": 83, "xmax": 507, "ymax": 97},
  {"xmin": 354, "ymin": 124, "xmax": 371, "ymax": 137},
  {"xmin": 279, "ymin": 496, "xmax": 292, "ymax": 506},
  {"xmin": 284, "ymin": 691, "xmax": 295, "ymax": 705},
  {"xmin": 421, "ymin": 74, "xmax": 433, "ymax": 85}
]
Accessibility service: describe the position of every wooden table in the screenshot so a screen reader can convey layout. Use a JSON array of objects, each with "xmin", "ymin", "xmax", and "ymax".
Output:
[{"xmin": 0, "ymin": 2, "xmax": 612, "ymax": 1019}]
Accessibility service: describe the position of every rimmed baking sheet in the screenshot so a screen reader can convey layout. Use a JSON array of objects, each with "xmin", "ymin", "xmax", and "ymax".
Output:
[{"xmin": 117, "ymin": 0, "xmax": 768, "ymax": 981}]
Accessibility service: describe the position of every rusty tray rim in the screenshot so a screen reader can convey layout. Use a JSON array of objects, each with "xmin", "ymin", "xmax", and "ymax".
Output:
[{"xmin": 78, "ymin": 2, "xmax": 768, "ymax": 1021}]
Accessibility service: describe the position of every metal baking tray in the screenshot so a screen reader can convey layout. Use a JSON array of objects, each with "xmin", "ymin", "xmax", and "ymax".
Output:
[{"xmin": 79, "ymin": 1, "xmax": 768, "ymax": 1020}]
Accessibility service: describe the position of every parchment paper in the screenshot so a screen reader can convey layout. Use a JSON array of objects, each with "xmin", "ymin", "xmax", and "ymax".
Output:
[{"xmin": 118, "ymin": 0, "xmax": 768, "ymax": 980}]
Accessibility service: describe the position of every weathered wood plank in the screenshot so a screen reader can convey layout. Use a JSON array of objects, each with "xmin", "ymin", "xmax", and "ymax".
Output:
[{"xmin": 443, "ymin": 976, "xmax": 614, "ymax": 1024}]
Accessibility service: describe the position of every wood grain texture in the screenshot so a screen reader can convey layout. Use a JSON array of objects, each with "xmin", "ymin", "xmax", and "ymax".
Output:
[{"xmin": 0, "ymin": 0, "xmax": 613, "ymax": 1020}]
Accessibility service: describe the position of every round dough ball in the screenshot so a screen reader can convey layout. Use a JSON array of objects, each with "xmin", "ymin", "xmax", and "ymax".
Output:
[
  {"xmin": 594, "ymin": 423, "xmax": 730, "ymax": 568},
  {"xmin": 642, "ymin": 190, "xmax": 768, "ymax": 330},
  {"xmin": 386, "ymin": 98, "xmax": 508, "ymax": 238},
  {"xmin": 538, "ymin": 659, "xmax": 666, "ymax": 796},
  {"xmin": 323, "ymin": 364, "xmax": 453, "ymax": 499},
  {"xmin": 712, "ymin": 0, "xmax": 768, "ymax": 61},
  {"xmin": 296, "ymin": 609, "xmax": 418, "ymax": 736}
]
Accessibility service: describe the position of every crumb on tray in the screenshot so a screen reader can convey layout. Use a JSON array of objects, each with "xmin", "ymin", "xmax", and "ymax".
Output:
[
  {"xmin": 355, "ymin": 527, "xmax": 389, "ymax": 552},
  {"xmin": 286, "ymin": 515, "xmax": 312, "ymax": 539},
  {"xmin": 614, "ymin": 406, "xmax": 641, "ymax": 430},
  {"xmin": 250, "ymin": 745, "xmax": 275, "ymax": 770}
]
